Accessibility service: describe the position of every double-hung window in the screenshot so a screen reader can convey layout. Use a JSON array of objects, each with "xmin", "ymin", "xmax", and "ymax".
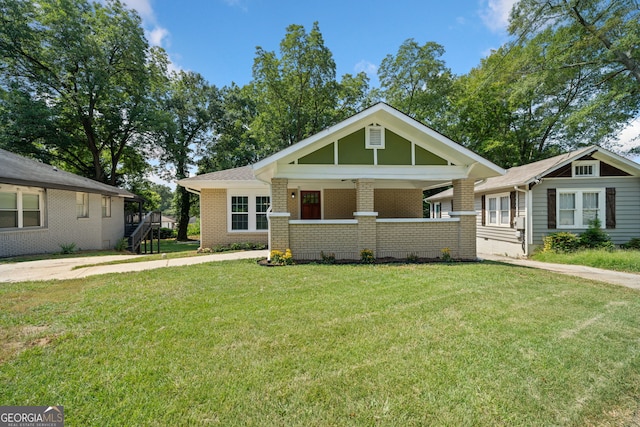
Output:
[
  {"xmin": 0, "ymin": 187, "xmax": 43, "ymax": 229},
  {"xmin": 432, "ymin": 202, "xmax": 441, "ymax": 219},
  {"xmin": 557, "ymin": 189, "xmax": 604, "ymax": 228},
  {"xmin": 76, "ymin": 192, "xmax": 89, "ymax": 218},
  {"xmin": 102, "ymin": 196, "xmax": 111, "ymax": 218},
  {"xmin": 229, "ymin": 192, "xmax": 270, "ymax": 232},
  {"xmin": 487, "ymin": 193, "xmax": 510, "ymax": 227}
]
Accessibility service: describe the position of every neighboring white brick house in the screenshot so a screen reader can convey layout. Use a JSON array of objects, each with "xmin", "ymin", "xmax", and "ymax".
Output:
[{"xmin": 0, "ymin": 148, "xmax": 137, "ymax": 258}]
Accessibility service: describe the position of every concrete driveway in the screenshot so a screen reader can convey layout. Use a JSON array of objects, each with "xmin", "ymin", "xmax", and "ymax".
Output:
[{"xmin": 0, "ymin": 250, "xmax": 269, "ymax": 283}]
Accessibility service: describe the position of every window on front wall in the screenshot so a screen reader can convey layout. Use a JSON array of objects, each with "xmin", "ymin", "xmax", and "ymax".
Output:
[
  {"xmin": 557, "ymin": 189, "xmax": 604, "ymax": 228},
  {"xmin": 231, "ymin": 196, "xmax": 249, "ymax": 230},
  {"xmin": 0, "ymin": 188, "xmax": 43, "ymax": 229},
  {"xmin": 256, "ymin": 196, "xmax": 270, "ymax": 230},
  {"xmin": 229, "ymin": 193, "xmax": 270, "ymax": 232},
  {"xmin": 487, "ymin": 193, "xmax": 510, "ymax": 227},
  {"xmin": 102, "ymin": 196, "xmax": 111, "ymax": 218}
]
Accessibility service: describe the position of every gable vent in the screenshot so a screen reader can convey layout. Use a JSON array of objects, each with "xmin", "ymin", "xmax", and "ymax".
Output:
[{"xmin": 366, "ymin": 125, "xmax": 385, "ymax": 149}]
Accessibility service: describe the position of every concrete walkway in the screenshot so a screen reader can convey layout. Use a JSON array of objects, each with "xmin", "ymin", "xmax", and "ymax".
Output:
[
  {"xmin": 480, "ymin": 253, "xmax": 640, "ymax": 290},
  {"xmin": 0, "ymin": 250, "xmax": 269, "ymax": 283}
]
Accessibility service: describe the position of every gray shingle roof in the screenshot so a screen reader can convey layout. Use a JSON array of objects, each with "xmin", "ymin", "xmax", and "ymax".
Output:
[
  {"xmin": 180, "ymin": 165, "xmax": 256, "ymax": 182},
  {"xmin": 0, "ymin": 148, "xmax": 136, "ymax": 198},
  {"xmin": 428, "ymin": 146, "xmax": 597, "ymax": 199}
]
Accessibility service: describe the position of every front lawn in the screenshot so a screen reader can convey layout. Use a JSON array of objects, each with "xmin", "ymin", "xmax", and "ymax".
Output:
[
  {"xmin": 532, "ymin": 248, "xmax": 640, "ymax": 273},
  {"xmin": 1, "ymin": 261, "xmax": 639, "ymax": 425}
]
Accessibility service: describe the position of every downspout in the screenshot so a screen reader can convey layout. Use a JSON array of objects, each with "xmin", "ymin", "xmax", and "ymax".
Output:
[
  {"xmin": 514, "ymin": 185, "xmax": 528, "ymax": 256},
  {"xmin": 253, "ymin": 169, "xmax": 274, "ymax": 262}
]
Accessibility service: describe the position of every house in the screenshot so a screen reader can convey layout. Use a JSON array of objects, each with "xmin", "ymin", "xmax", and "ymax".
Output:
[
  {"xmin": 0, "ymin": 148, "xmax": 138, "ymax": 258},
  {"xmin": 427, "ymin": 145, "xmax": 640, "ymax": 257},
  {"xmin": 161, "ymin": 215, "xmax": 177, "ymax": 229},
  {"xmin": 178, "ymin": 103, "xmax": 504, "ymax": 260}
]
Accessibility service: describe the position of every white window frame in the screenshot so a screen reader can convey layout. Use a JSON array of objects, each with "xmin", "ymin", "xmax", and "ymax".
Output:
[
  {"xmin": 102, "ymin": 196, "xmax": 111, "ymax": 218},
  {"xmin": 76, "ymin": 192, "xmax": 89, "ymax": 218},
  {"xmin": 227, "ymin": 190, "xmax": 270, "ymax": 233},
  {"xmin": 432, "ymin": 202, "xmax": 441, "ymax": 218},
  {"xmin": 572, "ymin": 160, "xmax": 599, "ymax": 178},
  {"xmin": 486, "ymin": 192, "xmax": 511, "ymax": 227},
  {"xmin": 0, "ymin": 185, "xmax": 45, "ymax": 230},
  {"xmin": 556, "ymin": 188, "xmax": 605, "ymax": 229},
  {"xmin": 365, "ymin": 125, "xmax": 385, "ymax": 149}
]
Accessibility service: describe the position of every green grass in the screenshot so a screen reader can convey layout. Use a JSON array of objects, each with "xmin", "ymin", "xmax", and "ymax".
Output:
[
  {"xmin": 1, "ymin": 261, "xmax": 639, "ymax": 425},
  {"xmin": 532, "ymin": 249, "xmax": 640, "ymax": 273}
]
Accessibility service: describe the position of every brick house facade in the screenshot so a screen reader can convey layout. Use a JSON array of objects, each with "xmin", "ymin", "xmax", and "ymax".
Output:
[{"xmin": 180, "ymin": 103, "xmax": 504, "ymax": 261}]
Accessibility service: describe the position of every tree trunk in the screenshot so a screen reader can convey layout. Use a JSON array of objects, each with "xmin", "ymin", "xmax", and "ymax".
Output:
[{"xmin": 176, "ymin": 186, "xmax": 192, "ymax": 241}]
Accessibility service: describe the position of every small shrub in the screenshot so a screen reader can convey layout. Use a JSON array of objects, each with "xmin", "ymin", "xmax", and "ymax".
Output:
[
  {"xmin": 407, "ymin": 253, "xmax": 419, "ymax": 263},
  {"xmin": 543, "ymin": 232, "xmax": 580, "ymax": 253},
  {"xmin": 360, "ymin": 249, "xmax": 375, "ymax": 264},
  {"xmin": 59, "ymin": 242, "xmax": 77, "ymax": 254},
  {"xmin": 621, "ymin": 237, "xmax": 640, "ymax": 250},
  {"xmin": 212, "ymin": 245, "xmax": 226, "ymax": 253},
  {"xmin": 579, "ymin": 218, "xmax": 613, "ymax": 250},
  {"xmin": 229, "ymin": 242, "xmax": 243, "ymax": 251},
  {"xmin": 197, "ymin": 247, "xmax": 212, "ymax": 254},
  {"xmin": 158, "ymin": 227, "xmax": 177, "ymax": 239},
  {"xmin": 320, "ymin": 251, "xmax": 336, "ymax": 265},
  {"xmin": 271, "ymin": 249, "xmax": 294, "ymax": 265},
  {"xmin": 440, "ymin": 247, "xmax": 452, "ymax": 262},
  {"xmin": 114, "ymin": 238, "xmax": 129, "ymax": 252},
  {"xmin": 187, "ymin": 219, "xmax": 200, "ymax": 236}
]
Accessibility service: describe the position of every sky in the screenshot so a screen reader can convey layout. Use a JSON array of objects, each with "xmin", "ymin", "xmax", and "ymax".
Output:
[
  {"xmin": 125, "ymin": 0, "xmax": 518, "ymax": 87},
  {"xmin": 118, "ymin": 0, "xmax": 639, "ymax": 185}
]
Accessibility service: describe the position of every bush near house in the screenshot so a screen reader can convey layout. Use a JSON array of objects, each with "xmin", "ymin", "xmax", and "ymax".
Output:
[{"xmin": 542, "ymin": 219, "xmax": 612, "ymax": 253}]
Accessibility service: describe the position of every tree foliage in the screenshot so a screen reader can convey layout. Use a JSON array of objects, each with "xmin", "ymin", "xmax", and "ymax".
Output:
[
  {"xmin": 154, "ymin": 70, "xmax": 222, "ymax": 240},
  {"xmin": 378, "ymin": 39, "xmax": 455, "ymax": 131},
  {"xmin": 508, "ymin": 0, "xmax": 640, "ymax": 152},
  {"xmin": 250, "ymin": 22, "xmax": 370, "ymax": 155},
  {"xmin": 0, "ymin": 0, "xmax": 164, "ymax": 185}
]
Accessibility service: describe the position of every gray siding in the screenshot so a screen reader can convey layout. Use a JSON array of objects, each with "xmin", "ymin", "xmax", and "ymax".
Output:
[
  {"xmin": 531, "ymin": 177, "xmax": 640, "ymax": 245},
  {"xmin": 475, "ymin": 191, "xmax": 527, "ymax": 245}
]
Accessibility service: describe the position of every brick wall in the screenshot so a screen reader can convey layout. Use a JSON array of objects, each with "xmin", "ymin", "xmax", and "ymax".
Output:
[
  {"xmin": 374, "ymin": 189, "xmax": 423, "ymax": 218},
  {"xmin": 324, "ymin": 189, "xmax": 356, "ymax": 219},
  {"xmin": 199, "ymin": 188, "xmax": 267, "ymax": 249},
  {"xmin": 289, "ymin": 223, "xmax": 358, "ymax": 259},
  {"xmin": 377, "ymin": 221, "xmax": 460, "ymax": 259},
  {"xmin": 0, "ymin": 189, "xmax": 125, "ymax": 257}
]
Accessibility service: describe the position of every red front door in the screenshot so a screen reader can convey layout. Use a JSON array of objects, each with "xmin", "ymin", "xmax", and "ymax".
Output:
[{"xmin": 301, "ymin": 191, "xmax": 321, "ymax": 220}]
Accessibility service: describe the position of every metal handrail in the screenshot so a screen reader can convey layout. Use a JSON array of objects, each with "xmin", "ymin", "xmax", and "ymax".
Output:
[{"xmin": 127, "ymin": 211, "xmax": 161, "ymax": 253}]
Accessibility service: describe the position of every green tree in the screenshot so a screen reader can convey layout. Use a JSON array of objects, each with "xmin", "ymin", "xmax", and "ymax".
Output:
[
  {"xmin": 0, "ymin": 0, "xmax": 164, "ymax": 185},
  {"xmin": 155, "ymin": 70, "xmax": 222, "ymax": 240},
  {"xmin": 378, "ymin": 39, "xmax": 455, "ymax": 131},
  {"xmin": 508, "ymin": 0, "xmax": 640, "ymax": 152},
  {"xmin": 251, "ymin": 22, "xmax": 370, "ymax": 155}
]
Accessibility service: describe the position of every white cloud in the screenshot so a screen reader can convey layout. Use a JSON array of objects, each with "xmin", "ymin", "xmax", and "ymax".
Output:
[
  {"xmin": 354, "ymin": 60, "xmax": 378, "ymax": 78},
  {"xmin": 616, "ymin": 118, "xmax": 640, "ymax": 152},
  {"xmin": 479, "ymin": 0, "xmax": 518, "ymax": 33},
  {"xmin": 122, "ymin": 0, "xmax": 154, "ymax": 21},
  {"xmin": 148, "ymin": 27, "xmax": 170, "ymax": 47},
  {"xmin": 222, "ymin": 0, "xmax": 248, "ymax": 12}
]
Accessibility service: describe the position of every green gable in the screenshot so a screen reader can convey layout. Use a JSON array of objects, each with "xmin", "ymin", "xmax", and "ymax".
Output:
[
  {"xmin": 337, "ymin": 128, "xmax": 373, "ymax": 165},
  {"xmin": 298, "ymin": 142, "xmax": 335, "ymax": 164},
  {"xmin": 378, "ymin": 129, "xmax": 411, "ymax": 165},
  {"xmin": 415, "ymin": 145, "xmax": 447, "ymax": 165}
]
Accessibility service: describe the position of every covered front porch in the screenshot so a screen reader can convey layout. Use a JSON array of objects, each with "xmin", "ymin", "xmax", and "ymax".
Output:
[{"xmin": 268, "ymin": 177, "xmax": 477, "ymax": 261}]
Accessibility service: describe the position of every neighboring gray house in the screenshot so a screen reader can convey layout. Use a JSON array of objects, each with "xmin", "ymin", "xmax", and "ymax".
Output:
[
  {"xmin": 428, "ymin": 146, "xmax": 640, "ymax": 257},
  {"xmin": 0, "ymin": 148, "xmax": 137, "ymax": 258}
]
